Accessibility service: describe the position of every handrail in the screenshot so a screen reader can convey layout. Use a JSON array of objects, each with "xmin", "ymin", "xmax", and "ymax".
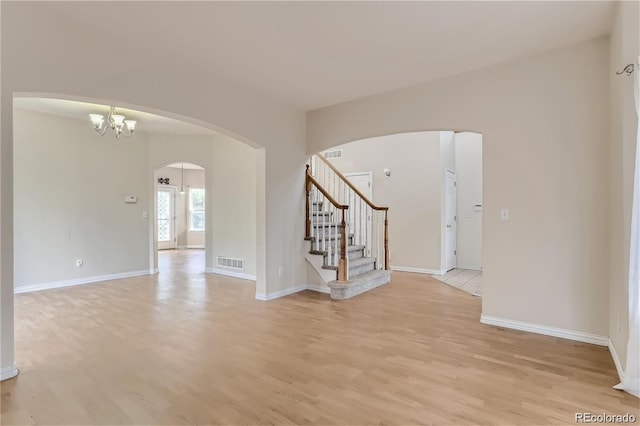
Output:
[
  {"xmin": 316, "ymin": 155, "xmax": 389, "ymax": 211},
  {"xmin": 306, "ymin": 167, "xmax": 348, "ymax": 210}
]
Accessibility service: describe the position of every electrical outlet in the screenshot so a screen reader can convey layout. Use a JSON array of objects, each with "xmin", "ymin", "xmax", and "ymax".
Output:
[
  {"xmin": 76, "ymin": 259, "xmax": 84, "ymax": 268},
  {"xmin": 142, "ymin": 211, "xmax": 148, "ymax": 218},
  {"xmin": 278, "ymin": 267, "xmax": 283, "ymax": 277},
  {"xmin": 500, "ymin": 209, "xmax": 510, "ymax": 221}
]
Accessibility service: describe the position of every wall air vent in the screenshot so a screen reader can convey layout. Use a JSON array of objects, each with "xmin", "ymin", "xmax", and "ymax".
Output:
[
  {"xmin": 322, "ymin": 149, "xmax": 343, "ymax": 159},
  {"xmin": 216, "ymin": 256, "xmax": 245, "ymax": 271}
]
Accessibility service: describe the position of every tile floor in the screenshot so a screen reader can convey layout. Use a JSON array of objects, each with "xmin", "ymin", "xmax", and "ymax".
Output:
[{"xmin": 430, "ymin": 268, "xmax": 482, "ymax": 297}]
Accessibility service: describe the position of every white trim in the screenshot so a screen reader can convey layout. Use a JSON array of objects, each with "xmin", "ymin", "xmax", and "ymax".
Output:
[
  {"xmin": 480, "ymin": 315, "xmax": 609, "ymax": 346},
  {"xmin": 306, "ymin": 284, "xmax": 331, "ymax": 294},
  {"xmin": 391, "ymin": 265, "xmax": 446, "ymax": 275},
  {"xmin": 14, "ymin": 270, "xmax": 151, "ymax": 294},
  {"xmin": 186, "ymin": 245, "xmax": 205, "ymax": 249},
  {"xmin": 205, "ymin": 267, "xmax": 256, "ymax": 281},
  {"xmin": 0, "ymin": 364, "xmax": 18, "ymax": 381},
  {"xmin": 149, "ymin": 268, "xmax": 159, "ymax": 274},
  {"xmin": 609, "ymin": 339, "xmax": 626, "ymax": 383},
  {"xmin": 255, "ymin": 285, "xmax": 307, "ymax": 301},
  {"xmin": 177, "ymin": 245, "xmax": 188, "ymax": 250}
]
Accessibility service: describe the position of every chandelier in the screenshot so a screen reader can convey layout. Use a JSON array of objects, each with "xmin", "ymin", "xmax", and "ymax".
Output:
[{"xmin": 89, "ymin": 106, "xmax": 137, "ymax": 138}]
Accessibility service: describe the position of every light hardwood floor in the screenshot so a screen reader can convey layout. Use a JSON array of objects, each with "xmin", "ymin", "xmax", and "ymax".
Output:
[{"xmin": 1, "ymin": 250, "xmax": 638, "ymax": 425}]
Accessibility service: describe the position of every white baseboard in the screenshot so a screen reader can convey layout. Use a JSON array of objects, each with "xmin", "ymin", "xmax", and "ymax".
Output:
[
  {"xmin": 255, "ymin": 285, "xmax": 308, "ymax": 301},
  {"xmin": 149, "ymin": 268, "xmax": 159, "ymax": 274},
  {"xmin": 480, "ymin": 315, "xmax": 609, "ymax": 346},
  {"xmin": 306, "ymin": 284, "xmax": 331, "ymax": 294},
  {"xmin": 0, "ymin": 364, "xmax": 18, "ymax": 381},
  {"xmin": 15, "ymin": 270, "xmax": 151, "ymax": 294},
  {"xmin": 391, "ymin": 265, "xmax": 445, "ymax": 275},
  {"xmin": 177, "ymin": 245, "xmax": 187, "ymax": 250},
  {"xmin": 609, "ymin": 339, "xmax": 626, "ymax": 382},
  {"xmin": 187, "ymin": 245, "xmax": 205, "ymax": 249},
  {"xmin": 205, "ymin": 267, "xmax": 256, "ymax": 281}
]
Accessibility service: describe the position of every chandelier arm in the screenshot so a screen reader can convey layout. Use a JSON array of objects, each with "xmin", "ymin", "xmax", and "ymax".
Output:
[{"xmin": 94, "ymin": 124, "xmax": 108, "ymax": 137}]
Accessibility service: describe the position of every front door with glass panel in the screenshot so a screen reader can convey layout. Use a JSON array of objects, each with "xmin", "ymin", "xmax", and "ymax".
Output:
[{"xmin": 157, "ymin": 187, "xmax": 176, "ymax": 250}]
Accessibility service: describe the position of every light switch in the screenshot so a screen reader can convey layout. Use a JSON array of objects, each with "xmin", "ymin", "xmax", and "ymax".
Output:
[{"xmin": 500, "ymin": 209, "xmax": 510, "ymax": 220}]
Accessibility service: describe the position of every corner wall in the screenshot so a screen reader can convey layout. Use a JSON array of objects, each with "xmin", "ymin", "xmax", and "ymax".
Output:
[
  {"xmin": 308, "ymin": 38, "xmax": 611, "ymax": 338},
  {"xmin": 608, "ymin": 0, "xmax": 640, "ymax": 368}
]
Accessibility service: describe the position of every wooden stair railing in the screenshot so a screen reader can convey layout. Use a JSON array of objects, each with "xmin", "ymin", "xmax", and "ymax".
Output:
[
  {"xmin": 307, "ymin": 155, "xmax": 390, "ymax": 278},
  {"xmin": 306, "ymin": 165, "xmax": 350, "ymax": 282}
]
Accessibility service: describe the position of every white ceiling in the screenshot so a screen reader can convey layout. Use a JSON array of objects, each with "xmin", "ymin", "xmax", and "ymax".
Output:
[
  {"xmin": 28, "ymin": 1, "xmax": 616, "ymax": 110},
  {"xmin": 2, "ymin": 1, "xmax": 617, "ymax": 134},
  {"xmin": 13, "ymin": 98, "xmax": 216, "ymax": 136}
]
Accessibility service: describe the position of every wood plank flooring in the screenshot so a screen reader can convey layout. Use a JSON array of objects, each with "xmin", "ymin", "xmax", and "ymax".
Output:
[{"xmin": 1, "ymin": 249, "xmax": 638, "ymax": 425}]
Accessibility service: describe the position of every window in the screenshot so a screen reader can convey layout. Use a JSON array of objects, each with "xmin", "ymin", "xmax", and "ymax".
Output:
[{"xmin": 189, "ymin": 188, "xmax": 205, "ymax": 231}]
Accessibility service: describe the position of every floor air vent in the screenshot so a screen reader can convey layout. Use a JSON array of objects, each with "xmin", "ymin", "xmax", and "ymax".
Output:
[
  {"xmin": 217, "ymin": 256, "xmax": 245, "ymax": 271},
  {"xmin": 322, "ymin": 149, "xmax": 343, "ymax": 159}
]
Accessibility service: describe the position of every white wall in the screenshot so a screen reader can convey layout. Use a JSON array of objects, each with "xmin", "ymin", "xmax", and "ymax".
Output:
[
  {"xmin": 14, "ymin": 110, "xmax": 151, "ymax": 288},
  {"xmin": 308, "ymin": 38, "xmax": 611, "ymax": 338},
  {"xmin": 328, "ymin": 132, "xmax": 442, "ymax": 272},
  {"xmin": 455, "ymin": 132, "xmax": 483, "ymax": 270},
  {"xmin": 608, "ymin": 0, "xmax": 640, "ymax": 368}
]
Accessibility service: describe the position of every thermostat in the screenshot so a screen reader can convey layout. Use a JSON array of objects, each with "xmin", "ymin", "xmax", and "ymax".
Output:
[{"xmin": 125, "ymin": 196, "xmax": 137, "ymax": 203}]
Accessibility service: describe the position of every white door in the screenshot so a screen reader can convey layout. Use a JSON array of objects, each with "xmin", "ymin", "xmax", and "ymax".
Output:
[
  {"xmin": 444, "ymin": 170, "xmax": 457, "ymax": 271},
  {"xmin": 345, "ymin": 172, "xmax": 373, "ymax": 253},
  {"xmin": 157, "ymin": 187, "xmax": 176, "ymax": 250}
]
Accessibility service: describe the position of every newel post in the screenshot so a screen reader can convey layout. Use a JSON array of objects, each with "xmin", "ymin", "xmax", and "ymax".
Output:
[
  {"xmin": 384, "ymin": 209, "xmax": 389, "ymax": 270},
  {"xmin": 338, "ymin": 208, "xmax": 348, "ymax": 282},
  {"xmin": 305, "ymin": 164, "xmax": 311, "ymax": 239}
]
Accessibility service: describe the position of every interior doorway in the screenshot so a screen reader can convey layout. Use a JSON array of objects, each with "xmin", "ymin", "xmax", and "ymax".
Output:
[
  {"xmin": 157, "ymin": 186, "xmax": 176, "ymax": 250},
  {"xmin": 154, "ymin": 163, "xmax": 206, "ymax": 271}
]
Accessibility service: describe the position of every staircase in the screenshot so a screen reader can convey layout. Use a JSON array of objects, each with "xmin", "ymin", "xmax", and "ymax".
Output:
[{"xmin": 305, "ymin": 155, "xmax": 391, "ymax": 299}]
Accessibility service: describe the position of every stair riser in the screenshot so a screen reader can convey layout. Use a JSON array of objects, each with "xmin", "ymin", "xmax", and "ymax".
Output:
[
  {"xmin": 348, "ymin": 249, "xmax": 364, "ymax": 260},
  {"xmin": 328, "ymin": 270, "xmax": 392, "ymax": 300},
  {"xmin": 349, "ymin": 261, "xmax": 376, "ymax": 277}
]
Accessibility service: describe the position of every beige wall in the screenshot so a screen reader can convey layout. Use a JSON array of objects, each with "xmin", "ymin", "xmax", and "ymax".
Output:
[
  {"xmin": 13, "ymin": 110, "xmax": 258, "ymax": 290},
  {"xmin": 211, "ymin": 137, "xmax": 257, "ymax": 276},
  {"xmin": 455, "ymin": 132, "xmax": 483, "ymax": 270},
  {"xmin": 308, "ymin": 38, "xmax": 611, "ymax": 337},
  {"xmin": 14, "ymin": 110, "xmax": 151, "ymax": 288},
  {"xmin": 328, "ymin": 132, "xmax": 442, "ymax": 272},
  {"xmin": 608, "ymin": 0, "xmax": 640, "ymax": 367}
]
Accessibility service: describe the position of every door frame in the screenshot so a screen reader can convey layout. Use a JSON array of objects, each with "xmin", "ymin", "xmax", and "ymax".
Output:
[
  {"xmin": 443, "ymin": 168, "xmax": 457, "ymax": 272},
  {"xmin": 344, "ymin": 171, "xmax": 373, "ymax": 254},
  {"xmin": 157, "ymin": 185, "xmax": 177, "ymax": 250}
]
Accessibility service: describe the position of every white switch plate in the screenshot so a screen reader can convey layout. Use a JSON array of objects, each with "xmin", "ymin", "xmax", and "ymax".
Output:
[
  {"xmin": 278, "ymin": 267, "xmax": 283, "ymax": 277},
  {"xmin": 76, "ymin": 259, "xmax": 84, "ymax": 268},
  {"xmin": 142, "ymin": 211, "xmax": 148, "ymax": 218},
  {"xmin": 500, "ymin": 209, "xmax": 510, "ymax": 220}
]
